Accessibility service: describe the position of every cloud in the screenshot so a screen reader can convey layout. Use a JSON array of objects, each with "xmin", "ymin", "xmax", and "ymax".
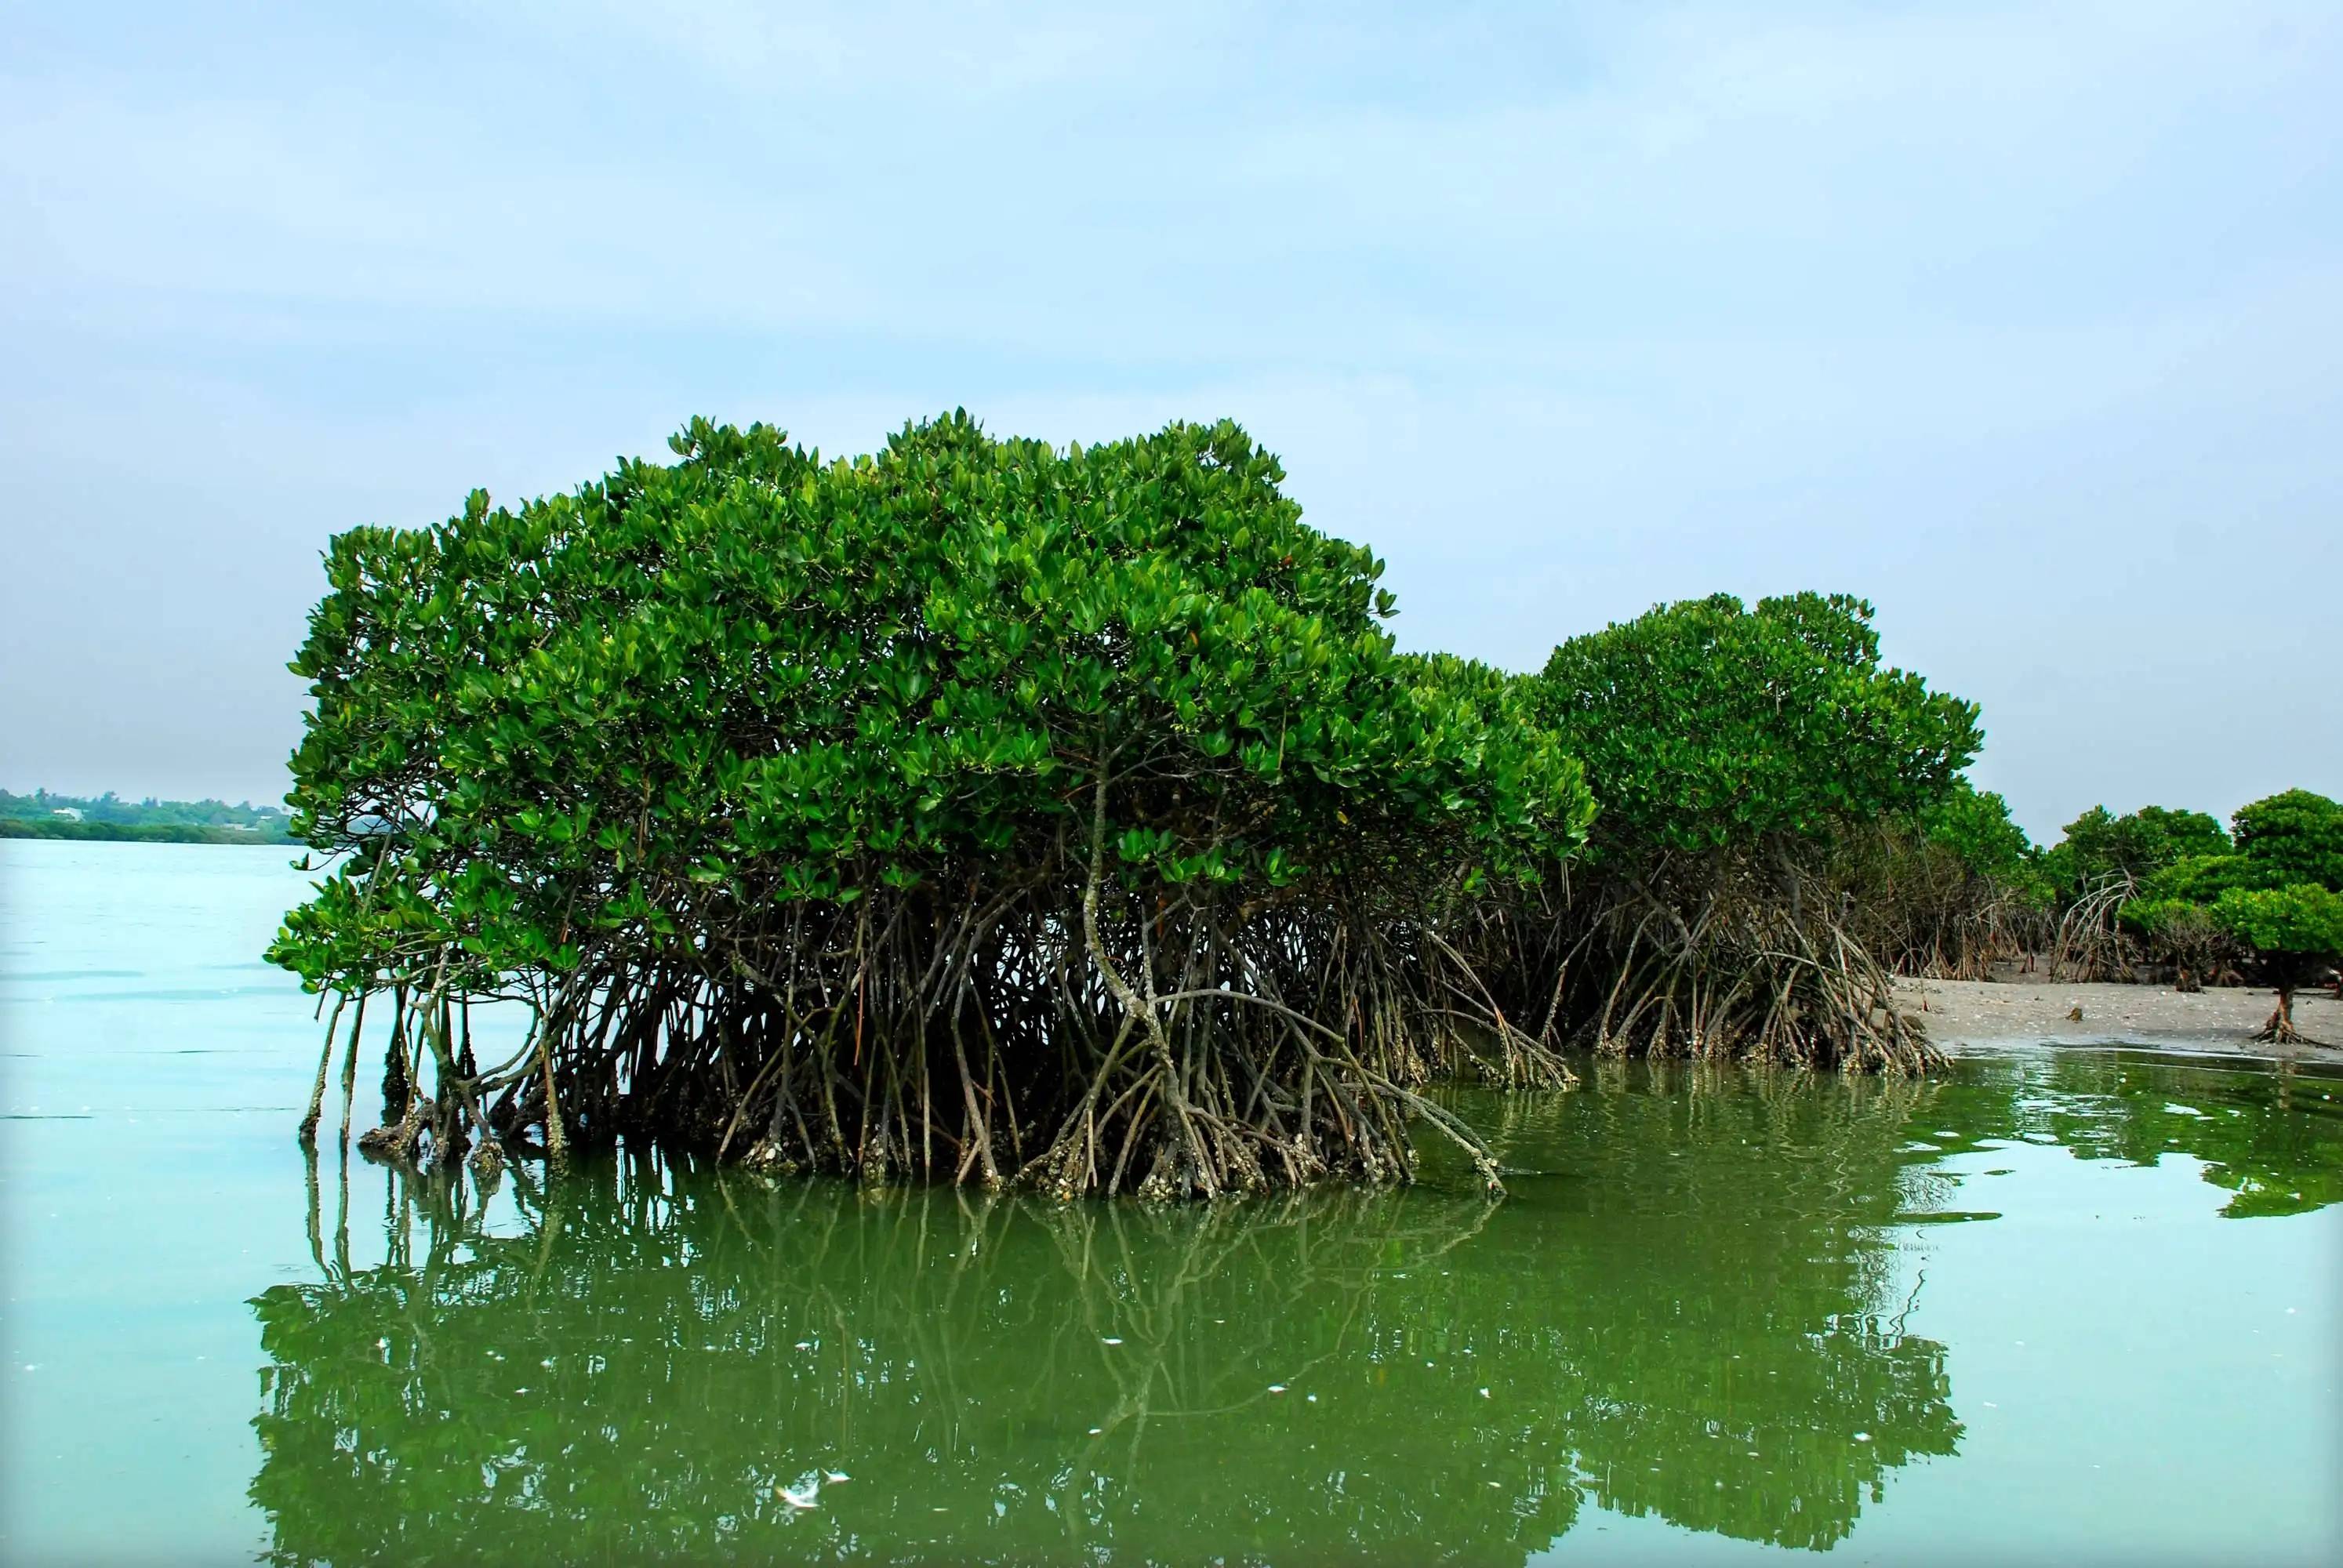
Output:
[{"xmin": 3, "ymin": 2, "xmax": 2338, "ymax": 829}]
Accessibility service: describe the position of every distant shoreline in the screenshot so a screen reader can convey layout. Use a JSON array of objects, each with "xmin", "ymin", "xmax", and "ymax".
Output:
[
  {"xmin": 1898, "ymin": 975, "xmax": 2342, "ymax": 1060},
  {"xmin": 0, "ymin": 818, "xmax": 293, "ymax": 847}
]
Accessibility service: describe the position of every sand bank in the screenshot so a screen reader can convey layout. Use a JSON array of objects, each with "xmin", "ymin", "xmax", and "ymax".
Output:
[{"xmin": 1894, "ymin": 976, "xmax": 2343, "ymax": 1060}]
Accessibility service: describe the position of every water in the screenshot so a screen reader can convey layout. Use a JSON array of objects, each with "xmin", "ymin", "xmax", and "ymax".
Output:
[{"xmin": 3, "ymin": 840, "xmax": 2339, "ymax": 1565}]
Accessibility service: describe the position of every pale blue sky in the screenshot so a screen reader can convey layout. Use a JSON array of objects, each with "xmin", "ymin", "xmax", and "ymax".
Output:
[{"xmin": 4, "ymin": 2, "xmax": 2336, "ymax": 838}]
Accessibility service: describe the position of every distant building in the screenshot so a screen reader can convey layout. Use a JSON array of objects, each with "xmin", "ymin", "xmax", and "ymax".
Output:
[{"xmin": 50, "ymin": 808, "xmax": 82, "ymax": 822}]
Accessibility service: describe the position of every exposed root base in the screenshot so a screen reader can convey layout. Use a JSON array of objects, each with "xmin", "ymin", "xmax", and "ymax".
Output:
[
  {"xmin": 295, "ymin": 873, "xmax": 1549, "ymax": 1200},
  {"xmin": 2254, "ymin": 1006, "xmax": 2327, "ymax": 1048},
  {"xmin": 1468, "ymin": 853, "xmax": 1944, "ymax": 1077}
]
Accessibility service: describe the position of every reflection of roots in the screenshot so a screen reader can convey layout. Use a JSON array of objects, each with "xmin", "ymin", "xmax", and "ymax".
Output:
[{"xmin": 271, "ymin": 1111, "xmax": 1960, "ymax": 1563}]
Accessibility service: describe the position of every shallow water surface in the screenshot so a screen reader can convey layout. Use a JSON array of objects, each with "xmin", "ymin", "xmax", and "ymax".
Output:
[{"xmin": 3, "ymin": 840, "xmax": 2340, "ymax": 1564}]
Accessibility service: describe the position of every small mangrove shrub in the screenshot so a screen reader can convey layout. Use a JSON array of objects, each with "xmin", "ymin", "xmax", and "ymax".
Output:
[
  {"xmin": 1484, "ymin": 593, "xmax": 1983, "ymax": 1070},
  {"xmin": 2124, "ymin": 789, "xmax": 2343, "ymax": 1038},
  {"xmin": 2043, "ymin": 803, "xmax": 2232, "ymax": 979}
]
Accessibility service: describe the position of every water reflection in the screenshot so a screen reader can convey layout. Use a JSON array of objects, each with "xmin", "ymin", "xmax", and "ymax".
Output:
[
  {"xmin": 252, "ymin": 1066, "xmax": 1989, "ymax": 1565},
  {"xmin": 1992, "ymin": 1052, "xmax": 2343, "ymax": 1218}
]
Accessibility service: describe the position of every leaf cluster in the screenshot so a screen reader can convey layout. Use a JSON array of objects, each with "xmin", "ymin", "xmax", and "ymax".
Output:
[
  {"xmin": 1533, "ymin": 593, "xmax": 1982, "ymax": 859},
  {"xmin": 272, "ymin": 414, "xmax": 1594, "ymax": 995},
  {"xmin": 2041, "ymin": 804, "xmax": 2229, "ymax": 901},
  {"xmin": 2207, "ymin": 884, "xmax": 2343, "ymax": 964},
  {"xmin": 1916, "ymin": 780, "xmax": 2043, "ymax": 894},
  {"xmin": 2128, "ymin": 790, "xmax": 2343, "ymax": 978}
]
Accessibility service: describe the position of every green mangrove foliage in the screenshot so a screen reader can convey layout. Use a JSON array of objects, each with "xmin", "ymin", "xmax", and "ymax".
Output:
[
  {"xmin": 2045, "ymin": 804, "xmax": 2232, "ymax": 900},
  {"xmin": 1484, "ymin": 593, "xmax": 1982, "ymax": 1069},
  {"xmin": 271, "ymin": 416, "xmax": 1593, "ymax": 1195},
  {"xmin": 1831, "ymin": 781, "xmax": 2051, "ymax": 981},
  {"xmin": 2122, "ymin": 790, "xmax": 2343, "ymax": 1039},
  {"xmin": 2044, "ymin": 803, "xmax": 2232, "ymax": 978}
]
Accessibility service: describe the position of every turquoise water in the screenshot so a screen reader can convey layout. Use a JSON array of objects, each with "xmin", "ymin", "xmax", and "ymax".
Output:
[{"xmin": 2, "ymin": 839, "xmax": 2339, "ymax": 1564}]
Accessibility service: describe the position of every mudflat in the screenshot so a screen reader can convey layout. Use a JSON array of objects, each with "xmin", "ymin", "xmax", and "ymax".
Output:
[{"xmin": 1896, "ymin": 975, "xmax": 2343, "ymax": 1058}]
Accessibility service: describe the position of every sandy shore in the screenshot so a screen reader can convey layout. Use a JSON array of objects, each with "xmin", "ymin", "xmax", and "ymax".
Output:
[{"xmin": 1893, "ymin": 975, "xmax": 2343, "ymax": 1059}]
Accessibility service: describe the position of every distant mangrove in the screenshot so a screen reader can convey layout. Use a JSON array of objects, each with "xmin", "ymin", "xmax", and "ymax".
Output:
[{"xmin": 1473, "ymin": 592, "xmax": 1981, "ymax": 1073}]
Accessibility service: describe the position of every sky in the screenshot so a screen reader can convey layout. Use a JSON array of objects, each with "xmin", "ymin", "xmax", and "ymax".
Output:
[{"xmin": 2, "ymin": 0, "xmax": 2336, "ymax": 840}]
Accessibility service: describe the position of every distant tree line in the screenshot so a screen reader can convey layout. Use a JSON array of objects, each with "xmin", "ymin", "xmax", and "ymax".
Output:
[
  {"xmin": 1, "ymin": 787, "xmax": 293, "ymax": 844},
  {"xmin": 1827, "ymin": 782, "xmax": 2342, "ymax": 1040}
]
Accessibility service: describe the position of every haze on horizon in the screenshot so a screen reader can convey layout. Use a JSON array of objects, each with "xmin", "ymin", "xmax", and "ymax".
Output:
[{"xmin": 3, "ymin": 2, "xmax": 2337, "ymax": 840}]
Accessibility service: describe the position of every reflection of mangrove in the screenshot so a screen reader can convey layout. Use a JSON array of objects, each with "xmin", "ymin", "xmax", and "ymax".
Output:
[
  {"xmin": 1457, "ymin": 1064, "xmax": 1961, "ymax": 1545},
  {"xmin": 253, "ymin": 1077, "xmax": 1963, "ymax": 1564},
  {"xmin": 1976, "ymin": 1053, "xmax": 2343, "ymax": 1218}
]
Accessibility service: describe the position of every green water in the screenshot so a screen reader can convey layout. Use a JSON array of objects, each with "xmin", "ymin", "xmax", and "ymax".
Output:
[{"xmin": 3, "ymin": 841, "xmax": 2339, "ymax": 1564}]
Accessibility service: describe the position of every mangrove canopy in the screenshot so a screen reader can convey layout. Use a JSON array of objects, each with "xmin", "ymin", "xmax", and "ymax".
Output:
[{"xmin": 273, "ymin": 415, "xmax": 1593, "ymax": 1195}]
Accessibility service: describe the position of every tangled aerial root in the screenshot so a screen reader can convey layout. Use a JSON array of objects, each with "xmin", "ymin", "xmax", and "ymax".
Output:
[
  {"xmin": 302, "ymin": 848, "xmax": 1956, "ymax": 1199},
  {"xmin": 1466, "ymin": 855, "xmax": 1944, "ymax": 1076},
  {"xmin": 301, "ymin": 862, "xmax": 1556, "ymax": 1200},
  {"xmin": 2254, "ymin": 995, "xmax": 2327, "ymax": 1047}
]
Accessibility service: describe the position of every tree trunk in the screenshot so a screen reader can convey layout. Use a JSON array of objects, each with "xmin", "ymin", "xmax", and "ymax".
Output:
[{"xmin": 2258, "ymin": 985, "xmax": 2298, "ymax": 1044}]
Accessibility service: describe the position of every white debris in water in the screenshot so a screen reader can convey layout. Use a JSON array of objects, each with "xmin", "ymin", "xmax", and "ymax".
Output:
[
  {"xmin": 1853, "ymin": 1432, "xmax": 1872, "ymax": 1443},
  {"xmin": 1267, "ymin": 1385, "xmax": 1287, "ymax": 1394},
  {"xmin": 1100, "ymin": 1337, "xmax": 1122, "ymax": 1346}
]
